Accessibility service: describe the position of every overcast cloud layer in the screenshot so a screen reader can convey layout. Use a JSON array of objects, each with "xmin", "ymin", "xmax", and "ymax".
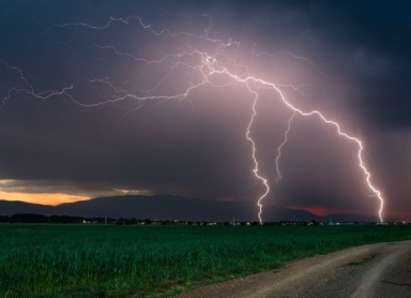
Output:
[{"xmin": 0, "ymin": 0, "xmax": 410, "ymax": 221}]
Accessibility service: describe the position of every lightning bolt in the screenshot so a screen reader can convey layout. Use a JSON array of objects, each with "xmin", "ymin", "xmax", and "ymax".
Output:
[
  {"xmin": 275, "ymin": 112, "xmax": 296, "ymax": 183},
  {"xmin": 1, "ymin": 15, "xmax": 385, "ymax": 224},
  {"xmin": 244, "ymin": 84, "xmax": 271, "ymax": 224}
]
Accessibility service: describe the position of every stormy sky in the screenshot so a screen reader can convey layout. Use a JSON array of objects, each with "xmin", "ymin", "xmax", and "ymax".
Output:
[{"xmin": 0, "ymin": 0, "xmax": 410, "ymax": 221}]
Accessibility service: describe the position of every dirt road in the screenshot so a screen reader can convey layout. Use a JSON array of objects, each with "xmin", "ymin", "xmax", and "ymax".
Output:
[{"xmin": 179, "ymin": 241, "xmax": 411, "ymax": 298}]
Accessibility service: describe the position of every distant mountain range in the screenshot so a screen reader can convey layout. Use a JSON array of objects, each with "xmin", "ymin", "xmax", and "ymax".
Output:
[{"xmin": 0, "ymin": 195, "xmax": 371, "ymax": 222}]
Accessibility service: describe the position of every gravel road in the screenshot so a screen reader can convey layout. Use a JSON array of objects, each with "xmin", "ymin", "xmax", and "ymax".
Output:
[{"xmin": 178, "ymin": 240, "xmax": 411, "ymax": 298}]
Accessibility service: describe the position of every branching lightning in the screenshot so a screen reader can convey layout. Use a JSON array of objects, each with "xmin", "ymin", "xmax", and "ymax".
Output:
[
  {"xmin": 0, "ymin": 60, "xmax": 74, "ymax": 106},
  {"xmin": 1, "ymin": 15, "xmax": 385, "ymax": 224}
]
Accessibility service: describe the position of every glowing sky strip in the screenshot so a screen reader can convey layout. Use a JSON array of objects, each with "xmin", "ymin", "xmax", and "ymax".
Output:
[{"xmin": 1, "ymin": 16, "xmax": 385, "ymax": 223}]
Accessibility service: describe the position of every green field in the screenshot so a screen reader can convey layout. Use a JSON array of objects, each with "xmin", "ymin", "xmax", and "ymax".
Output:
[{"xmin": 1, "ymin": 224, "xmax": 411, "ymax": 298}]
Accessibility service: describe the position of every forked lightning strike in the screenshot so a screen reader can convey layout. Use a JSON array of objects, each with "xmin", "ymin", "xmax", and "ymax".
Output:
[
  {"xmin": 1, "ymin": 16, "xmax": 385, "ymax": 224},
  {"xmin": 206, "ymin": 59, "xmax": 384, "ymax": 223}
]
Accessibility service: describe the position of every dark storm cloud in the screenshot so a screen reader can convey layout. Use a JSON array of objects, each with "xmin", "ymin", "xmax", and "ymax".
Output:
[{"xmin": 0, "ymin": 0, "xmax": 410, "ymax": 220}]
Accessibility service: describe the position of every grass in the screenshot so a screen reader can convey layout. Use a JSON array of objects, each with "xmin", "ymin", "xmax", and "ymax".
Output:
[{"xmin": 0, "ymin": 224, "xmax": 411, "ymax": 297}]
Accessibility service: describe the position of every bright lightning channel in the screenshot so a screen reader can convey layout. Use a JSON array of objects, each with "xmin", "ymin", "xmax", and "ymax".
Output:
[{"xmin": 244, "ymin": 84, "xmax": 271, "ymax": 224}]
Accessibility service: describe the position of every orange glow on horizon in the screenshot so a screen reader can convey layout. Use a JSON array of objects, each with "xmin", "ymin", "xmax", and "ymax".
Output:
[{"xmin": 0, "ymin": 191, "xmax": 90, "ymax": 206}]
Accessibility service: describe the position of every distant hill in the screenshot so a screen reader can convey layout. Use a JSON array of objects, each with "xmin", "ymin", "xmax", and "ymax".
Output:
[
  {"xmin": 0, "ymin": 195, "xmax": 356, "ymax": 221},
  {"xmin": 0, "ymin": 200, "xmax": 55, "ymax": 215}
]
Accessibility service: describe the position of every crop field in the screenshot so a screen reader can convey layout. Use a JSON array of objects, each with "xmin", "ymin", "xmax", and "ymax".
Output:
[{"xmin": 1, "ymin": 224, "xmax": 411, "ymax": 298}]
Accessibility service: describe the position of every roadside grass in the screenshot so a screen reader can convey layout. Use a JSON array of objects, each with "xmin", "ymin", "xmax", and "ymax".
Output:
[{"xmin": 0, "ymin": 224, "xmax": 410, "ymax": 297}]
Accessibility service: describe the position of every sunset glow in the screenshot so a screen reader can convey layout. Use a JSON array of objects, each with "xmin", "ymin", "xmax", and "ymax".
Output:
[{"xmin": 0, "ymin": 191, "xmax": 89, "ymax": 206}]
